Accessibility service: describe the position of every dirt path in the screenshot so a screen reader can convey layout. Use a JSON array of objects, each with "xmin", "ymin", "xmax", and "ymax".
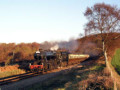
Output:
[{"xmin": 0, "ymin": 64, "xmax": 83, "ymax": 90}]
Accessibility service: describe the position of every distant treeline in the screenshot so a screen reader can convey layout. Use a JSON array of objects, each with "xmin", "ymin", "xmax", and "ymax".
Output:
[
  {"xmin": 0, "ymin": 42, "xmax": 40, "ymax": 65},
  {"xmin": 1, "ymin": 33, "xmax": 119, "ymax": 66},
  {"xmin": 0, "ymin": 40, "xmax": 78, "ymax": 66},
  {"xmin": 0, "ymin": 35, "xmax": 106, "ymax": 66}
]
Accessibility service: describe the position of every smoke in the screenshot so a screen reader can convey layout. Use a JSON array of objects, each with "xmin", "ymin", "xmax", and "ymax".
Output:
[
  {"xmin": 83, "ymin": 42, "xmax": 98, "ymax": 56},
  {"xmin": 58, "ymin": 38, "xmax": 78, "ymax": 52},
  {"xmin": 40, "ymin": 38, "xmax": 79, "ymax": 52},
  {"xmin": 39, "ymin": 35, "xmax": 102, "ymax": 57},
  {"xmin": 40, "ymin": 41, "xmax": 57, "ymax": 50},
  {"xmin": 50, "ymin": 44, "xmax": 59, "ymax": 51},
  {"xmin": 77, "ymin": 40, "xmax": 102, "ymax": 57}
]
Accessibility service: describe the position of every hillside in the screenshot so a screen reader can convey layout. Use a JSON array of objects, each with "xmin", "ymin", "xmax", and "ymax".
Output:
[
  {"xmin": 76, "ymin": 33, "xmax": 120, "ymax": 58},
  {"xmin": 0, "ymin": 33, "xmax": 120, "ymax": 66},
  {"xmin": 1, "ymin": 33, "xmax": 120, "ymax": 89}
]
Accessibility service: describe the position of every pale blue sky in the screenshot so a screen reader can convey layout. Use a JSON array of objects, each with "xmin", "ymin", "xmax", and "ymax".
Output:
[{"xmin": 0, "ymin": 0, "xmax": 119, "ymax": 43}]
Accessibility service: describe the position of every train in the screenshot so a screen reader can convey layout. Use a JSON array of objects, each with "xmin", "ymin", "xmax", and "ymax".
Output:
[{"xmin": 29, "ymin": 49, "xmax": 89, "ymax": 73}]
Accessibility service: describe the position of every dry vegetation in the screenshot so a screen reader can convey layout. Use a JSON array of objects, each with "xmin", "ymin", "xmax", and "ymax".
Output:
[
  {"xmin": 23, "ymin": 59, "xmax": 114, "ymax": 90},
  {"xmin": 0, "ymin": 42, "xmax": 40, "ymax": 66},
  {"xmin": 0, "ymin": 33, "xmax": 119, "ymax": 66},
  {"xmin": 0, "ymin": 33, "xmax": 120, "ymax": 89},
  {"xmin": 0, "ymin": 65, "xmax": 19, "ymax": 72},
  {"xmin": 0, "ymin": 42, "xmax": 40, "ymax": 78},
  {"xmin": 0, "ymin": 65, "xmax": 25, "ymax": 78},
  {"xmin": 77, "ymin": 33, "xmax": 120, "ymax": 57},
  {"xmin": 76, "ymin": 33, "xmax": 120, "ymax": 89}
]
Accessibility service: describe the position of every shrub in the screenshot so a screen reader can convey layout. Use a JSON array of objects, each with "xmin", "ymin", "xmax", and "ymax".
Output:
[
  {"xmin": 0, "ymin": 65, "xmax": 25, "ymax": 78},
  {"xmin": 90, "ymin": 64, "xmax": 105, "ymax": 71},
  {"xmin": 0, "ymin": 69, "xmax": 25, "ymax": 78}
]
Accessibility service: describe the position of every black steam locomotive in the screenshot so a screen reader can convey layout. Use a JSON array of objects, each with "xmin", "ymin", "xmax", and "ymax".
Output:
[
  {"xmin": 29, "ymin": 49, "xmax": 89, "ymax": 73},
  {"xmin": 29, "ymin": 49, "xmax": 69, "ymax": 73}
]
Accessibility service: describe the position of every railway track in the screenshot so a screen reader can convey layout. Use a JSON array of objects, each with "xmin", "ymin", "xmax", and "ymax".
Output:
[
  {"xmin": 0, "ymin": 72, "xmax": 42, "ymax": 86},
  {"xmin": 0, "ymin": 63, "xmax": 77, "ymax": 86},
  {"xmin": 0, "ymin": 58, "xmax": 88, "ymax": 86}
]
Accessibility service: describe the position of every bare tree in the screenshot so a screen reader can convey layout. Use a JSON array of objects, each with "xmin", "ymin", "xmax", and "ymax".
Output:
[{"xmin": 84, "ymin": 3, "xmax": 120, "ymax": 67}]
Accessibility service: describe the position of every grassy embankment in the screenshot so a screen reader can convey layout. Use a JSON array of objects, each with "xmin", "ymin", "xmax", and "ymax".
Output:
[
  {"xmin": 111, "ymin": 48, "xmax": 120, "ymax": 74},
  {"xmin": 0, "ymin": 65, "xmax": 25, "ymax": 78},
  {"xmin": 24, "ymin": 59, "xmax": 113, "ymax": 90},
  {"xmin": 109, "ymin": 48, "xmax": 120, "ymax": 89}
]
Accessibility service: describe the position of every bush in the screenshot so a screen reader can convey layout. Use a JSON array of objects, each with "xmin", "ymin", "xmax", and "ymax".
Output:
[
  {"xmin": 90, "ymin": 64, "xmax": 105, "ymax": 71},
  {"xmin": 0, "ymin": 65, "xmax": 25, "ymax": 78},
  {"xmin": 0, "ymin": 69, "xmax": 25, "ymax": 78},
  {"xmin": 111, "ymin": 48, "xmax": 120, "ymax": 74}
]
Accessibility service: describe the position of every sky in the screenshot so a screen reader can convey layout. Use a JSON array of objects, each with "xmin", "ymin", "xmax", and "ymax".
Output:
[{"xmin": 0, "ymin": 0, "xmax": 120, "ymax": 43}]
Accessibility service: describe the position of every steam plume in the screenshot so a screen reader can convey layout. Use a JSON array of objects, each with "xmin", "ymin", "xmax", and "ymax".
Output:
[{"xmin": 50, "ymin": 44, "xmax": 59, "ymax": 50}]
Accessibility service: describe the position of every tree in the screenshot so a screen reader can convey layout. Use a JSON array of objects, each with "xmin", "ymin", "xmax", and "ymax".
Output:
[{"xmin": 84, "ymin": 3, "xmax": 120, "ymax": 67}]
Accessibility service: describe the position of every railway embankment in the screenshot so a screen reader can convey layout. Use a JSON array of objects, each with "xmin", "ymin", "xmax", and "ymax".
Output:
[
  {"xmin": 22, "ymin": 58, "xmax": 114, "ymax": 90},
  {"xmin": 0, "ymin": 63, "xmax": 83, "ymax": 90}
]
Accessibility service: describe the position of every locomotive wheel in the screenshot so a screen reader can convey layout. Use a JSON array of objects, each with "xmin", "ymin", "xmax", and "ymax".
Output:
[
  {"xmin": 44, "ymin": 68, "xmax": 47, "ymax": 72},
  {"xmin": 48, "ymin": 63, "xmax": 52, "ymax": 70},
  {"xmin": 49, "ymin": 64, "xmax": 51, "ymax": 70},
  {"xmin": 31, "ymin": 68, "xmax": 37, "ymax": 73},
  {"xmin": 42, "ymin": 68, "xmax": 44, "ymax": 74},
  {"xmin": 54, "ymin": 60, "xmax": 58, "ymax": 69},
  {"xmin": 34, "ymin": 68, "xmax": 38, "ymax": 73},
  {"xmin": 37, "ymin": 67, "xmax": 41, "ymax": 73},
  {"xmin": 31, "ymin": 69, "xmax": 34, "ymax": 73}
]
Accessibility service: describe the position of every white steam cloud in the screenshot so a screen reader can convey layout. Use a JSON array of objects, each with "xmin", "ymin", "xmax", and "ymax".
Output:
[{"xmin": 50, "ymin": 44, "xmax": 59, "ymax": 51}]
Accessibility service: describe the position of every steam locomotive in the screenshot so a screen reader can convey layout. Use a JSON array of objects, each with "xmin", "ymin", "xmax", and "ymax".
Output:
[{"xmin": 29, "ymin": 49, "xmax": 89, "ymax": 73}]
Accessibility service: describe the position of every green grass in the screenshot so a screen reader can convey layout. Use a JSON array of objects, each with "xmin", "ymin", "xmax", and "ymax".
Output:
[
  {"xmin": 90, "ymin": 64, "xmax": 105, "ymax": 71},
  {"xmin": 111, "ymin": 48, "xmax": 120, "ymax": 74}
]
